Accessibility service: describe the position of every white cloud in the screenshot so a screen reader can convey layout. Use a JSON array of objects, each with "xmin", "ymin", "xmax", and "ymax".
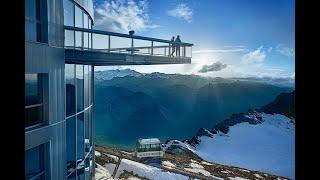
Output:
[
  {"xmin": 241, "ymin": 46, "xmax": 266, "ymax": 65},
  {"xmin": 198, "ymin": 61, "xmax": 228, "ymax": 73},
  {"xmin": 268, "ymin": 47, "xmax": 273, "ymax": 53},
  {"xmin": 167, "ymin": 3, "xmax": 193, "ymax": 23},
  {"xmin": 94, "ymin": 0, "xmax": 157, "ymax": 33},
  {"xmin": 275, "ymin": 44, "xmax": 295, "ymax": 58}
]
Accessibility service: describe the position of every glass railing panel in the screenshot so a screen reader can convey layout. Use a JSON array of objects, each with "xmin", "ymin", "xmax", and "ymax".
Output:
[
  {"xmin": 110, "ymin": 36, "xmax": 132, "ymax": 53},
  {"xmin": 185, "ymin": 46, "xmax": 192, "ymax": 58},
  {"xmin": 153, "ymin": 42, "xmax": 169, "ymax": 56},
  {"xmin": 133, "ymin": 39, "xmax": 152, "ymax": 55},
  {"xmin": 92, "ymin": 33, "xmax": 109, "ymax": 50}
]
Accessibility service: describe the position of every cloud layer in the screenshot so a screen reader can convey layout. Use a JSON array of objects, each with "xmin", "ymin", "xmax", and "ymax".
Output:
[
  {"xmin": 198, "ymin": 61, "xmax": 228, "ymax": 73},
  {"xmin": 275, "ymin": 44, "xmax": 295, "ymax": 58},
  {"xmin": 242, "ymin": 46, "xmax": 266, "ymax": 65},
  {"xmin": 94, "ymin": 0, "xmax": 157, "ymax": 33},
  {"xmin": 167, "ymin": 3, "xmax": 193, "ymax": 23}
]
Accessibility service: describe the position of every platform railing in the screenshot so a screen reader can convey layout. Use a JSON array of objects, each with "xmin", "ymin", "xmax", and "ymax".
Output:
[{"xmin": 64, "ymin": 26, "xmax": 193, "ymax": 58}]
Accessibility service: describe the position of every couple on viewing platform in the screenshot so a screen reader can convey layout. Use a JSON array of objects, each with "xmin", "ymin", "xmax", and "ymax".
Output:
[{"xmin": 170, "ymin": 35, "xmax": 182, "ymax": 57}]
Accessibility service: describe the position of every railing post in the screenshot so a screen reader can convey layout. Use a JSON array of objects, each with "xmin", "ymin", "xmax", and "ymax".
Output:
[
  {"xmin": 183, "ymin": 46, "xmax": 186, "ymax": 57},
  {"xmin": 164, "ymin": 47, "xmax": 166, "ymax": 56},
  {"xmin": 169, "ymin": 43, "xmax": 171, "ymax": 57},
  {"xmin": 151, "ymin": 41, "xmax": 153, "ymax": 55},
  {"xmin": 108, "ymin": 35, "xmax": 111, "ymax": 52}
]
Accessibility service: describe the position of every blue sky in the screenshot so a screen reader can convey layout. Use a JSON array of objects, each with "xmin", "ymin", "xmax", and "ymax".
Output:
[{"xmin": 93, "ymin": 0, "xmax": 295, "ymax": 79}]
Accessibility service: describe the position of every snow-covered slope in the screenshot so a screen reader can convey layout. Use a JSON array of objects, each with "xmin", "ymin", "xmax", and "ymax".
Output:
[
  {"xmin": 115, "ymin": 158, "xmax": 188, "ymax": 180},
  {"xmin": 194, "ymin": 113, "xmax": 295, "ymax": 179}
]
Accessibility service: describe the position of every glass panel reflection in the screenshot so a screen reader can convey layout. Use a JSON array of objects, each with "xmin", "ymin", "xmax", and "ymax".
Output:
[
  {"xmin": 63, "ymin": 0, "xmax": 74, "ymax": 26},
  {"xmin": 66, "ymin": 116, "xmax": 76, "ymax": 175},
  {"xmin": 84, "ymin": 65, "xmax": 89, "ymax": 108},
  {"xmin": 25, "ymin": 74, "xmax": 42, "ymax": 106},
  {"xmin": 75, "ymin": 31, "xmax": 82, "ymax": 48},
  {"xmin": 65, "ymin": 30, "xmax": 75, "ymax": 47},
  {"xmin": 25, "ymin": 106, "xmax": 43, "ymax": 127},
  {"xmin": 65, "ymin": 64, "xmax": 76, "ymax": 116},
  {"xmin": 75, "ymin": 5, "xmax": 83, "ymax": 28},
  {"xmin": 77, "ymin": 113, "xmax": 84, "ymax": 160},
  {"xmin": 25, "ymin": 144, "xmax": 45, "ymax": 179},
  {"xmin": 25, "ymin": 74, "xmax": 44, "ymax": 128},
  {"xmin": 76, "ymin": 65, "xmax": 84, "ymax": 112}
]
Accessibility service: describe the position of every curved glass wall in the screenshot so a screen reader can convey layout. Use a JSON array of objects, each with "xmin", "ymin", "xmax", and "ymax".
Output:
[
  {"xmin": 65, "ymin": 64, "xmax": 93, "ymax": 180},
  {"xmin": 64, "ymin": 1, "xmax": 94, "ymax": 179},
  {"xmin": 63, "ymin": 0, "xmax": 93, "ymax": 49}
]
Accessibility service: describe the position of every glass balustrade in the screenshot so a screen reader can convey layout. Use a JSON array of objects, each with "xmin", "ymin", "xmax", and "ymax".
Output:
[{"xmin": 64, "ymin": 27, "xmax": 193, "ymax": 58}]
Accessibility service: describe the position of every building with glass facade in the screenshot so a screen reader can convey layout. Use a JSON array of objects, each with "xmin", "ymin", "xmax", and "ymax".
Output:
[{"xmin": 25, "ymin": 0, "xmax": 192, "ymax": 179}]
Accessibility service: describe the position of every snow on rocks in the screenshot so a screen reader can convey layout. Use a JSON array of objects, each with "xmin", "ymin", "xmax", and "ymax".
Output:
[
  {"xmin": 201, "ymin": 161, "xmax": 213, "ymax": 166},
  {"xmin": 228, "ymin": 177, "xmax": 250, "ymax": 180},
  {"xmin": 115, "ymin": 158, "xmax": 188, "ymax": 180},
  {"xmin": 184, "ymin": 161, "xmax": 211, "ymax": 177},
  {"xmin": 105, "ymin": 153, "xmax": 119, "ymax": 162},
  {"xmin": 254, "ymin": 173, "xmax": 263, "ymax": 179},
  {"xmin": 162, "ymin": 161, "xmax": 176, "ymax": 169},
  {"xmin": 95, "ymin": 150, "xmax": 101, "ymax": 157},
  {"xmin": 164, "ymin": 140, "xmax": 197, "ymax": 153},
  {"xmin": 95, "ymin": 163, "xmax": 112, "ymax": 179}
]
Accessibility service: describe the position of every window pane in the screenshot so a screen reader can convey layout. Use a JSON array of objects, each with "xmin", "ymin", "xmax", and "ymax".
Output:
[
  {"xmin": 66, "ymin": 64, "xmax": 76, "ymax": 116},
  {"xmin": 26, "ymin": 0, "xmax": 36, "ymax": 18},
  {"xmin": 84, "ymin": 65, "xmax": 89, "ymax": 108},
  {"xmin": 25, "ymin": 20, "xmax": 37, "ymax": 42},
  {"xmin": 75, "ymin": 31, "xmax": 82, "ymax": 48},
  {"xmin": 76, "ymin": 65, "xmax": 84, "ymax": 112},
  {"xmin": 25, "ymin": 74, "xmax": 45, "ymax": 128},
  {"xmin": 25, "ymin": 106, "xmax": 43, "ymax": 127},
  {"xmin": 66, "ymin": 116, "xmax": 76, "ymax": 175},
  {"xmin": 83, "ymin": 13, "xmax": 88, "ymax": 29},
  {"xmin": 65, "ymin": 30, "xmax": 75, "ymax": 47},
  {"xmin": 77, "ymin": 113, "xmax": 84, "ymax": 160},
  {"xmin": 75, "ymin": 5, "xmax": 83, "ymax": 28},
  {"xmin": 88, "ymin": 33, "xmax": 91, "ymax": 49},
  {"xmin": 36, "ymin": 22, "xmax": 42, "ymax": 42},
  {"xmin": 35, "ymin": 0, "xmax": 41, "ymax": 21},
  {"xmin": 25, "ymin": 74, "xmax": 42, "ymax": 106},
  {"xmin": 63, "ymin": 0, "xmax": 74, "ymax": 26},
  {"xmin": 25, "ymin": 145, "xmax": 45, "ymax": 179},
  {"xmin": 83, "ymin": 32, "xmax": 88, "ymax": 49}
]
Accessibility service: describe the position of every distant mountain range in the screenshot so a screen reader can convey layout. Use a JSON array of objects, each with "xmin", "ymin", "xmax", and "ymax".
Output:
[
  {"xmin": 95, "ymin": 69, "xmax": 142, "ymax": 81},
  {"xmin": 94, "ymin": 69, "xmax": 294, "ymax": 148}
]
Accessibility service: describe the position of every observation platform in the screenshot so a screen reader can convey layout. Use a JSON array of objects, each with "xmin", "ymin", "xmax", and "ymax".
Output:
[{"xmin": 64, "ymin": 26, "xmax": 193, "ymax": 66}]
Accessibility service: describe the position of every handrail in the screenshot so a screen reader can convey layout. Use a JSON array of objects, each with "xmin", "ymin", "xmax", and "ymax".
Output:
[
  {"xmin": 64, "ymin": 26, "xmax": 194, "ymax": 46},
  {"xmin": 64, "ymin": 45, "xmax": 171, "ymax": 51}
]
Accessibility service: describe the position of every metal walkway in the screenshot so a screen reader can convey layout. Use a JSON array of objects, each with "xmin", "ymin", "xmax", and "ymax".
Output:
[{"xmin": 64, "ymin": 26, "xmax": 193, "ymax": 66}]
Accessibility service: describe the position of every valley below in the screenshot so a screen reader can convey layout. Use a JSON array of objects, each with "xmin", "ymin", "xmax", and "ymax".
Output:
[{"xmin": 93, "ymin": 70, "xmax": 295, "ymax": 179}]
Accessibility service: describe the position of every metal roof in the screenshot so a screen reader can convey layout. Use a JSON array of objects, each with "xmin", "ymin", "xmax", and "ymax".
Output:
[{"xmin": 138, "ymin": 138, "xmax": 161, "ymax": 145}]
